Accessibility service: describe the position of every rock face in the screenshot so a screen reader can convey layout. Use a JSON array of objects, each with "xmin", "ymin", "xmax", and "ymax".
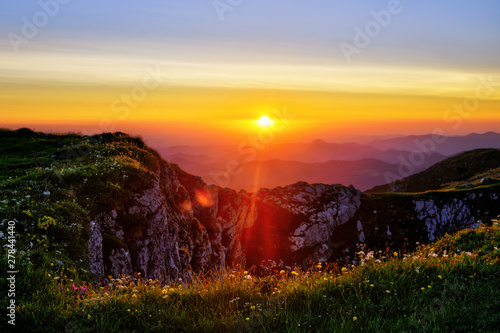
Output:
[
  {"xmin": 87, "ymin": 157, "xmax": 262, "ymax": 281},
  {"xmin": 87, "ymin": 150, "xmax": 500, "ymax": 280}
]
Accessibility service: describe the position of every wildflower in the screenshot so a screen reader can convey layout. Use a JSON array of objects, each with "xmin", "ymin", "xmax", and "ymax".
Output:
[
  {"xmin": 291, "ymin": 271, "xmax": 299, "ymax": 276},
  {"xmin": 244, "ymin": 271, "xmax": 248, "ymax": 275},
  {"xmin": 244, "ymin": 275, "xmax": 252, "ymax": 280},
  {"xmin": 428, "ymin": 285, "xmax": 431, "ymax": 288},
  {"xmin": 370, "ymin": 284, "xmax": 374, "ymax": 287},
  {"xmin": 245, "ymin": 318, "xmax": 249, "ymax": 321},
  {"xmin": 465, "ymin": 252, "xmax": 472, "ymax": 256},
  {"xmin": 54, "ymin": 276, "xmax": 60, "ymax": 280},
  {"xmin": 50, "ymin": 263, "xmax": 54, "ymax": 266},
  {"xmin": 47, "ymin": 274, "xmax": 51, "ymax": 277},
  {"xmin": 87, "ymin": 314, "xmax": 91, "ymax": 320},
  {"xmin": 316, "ymin": 263, "xmax": 322, "ymax": 269},
  {"xmin": 438, "ymin": 275, "xmax": 442, "ymax": 279},
  {"xmin": 421, "ymin": 287, "xmax": 425, "ymax": 290},
  {"xmin": 127, "ymin": 309, "xmax": 131, "ymax": 312},
  {"xmin": 393, "ymin": 252, "xmax": 398, "ymax": 256},
  {"xmin": 386, "ymin": 290, "xmax": 390, "ymax": 293},
  {"xmin": 353, "ymin": 316, "xmax": 357, "ymax": 321},
  {"xmin": 341, "ymin": 267, "xmax": 347, "ymax": 272},
  {"xmin": 132, "ymin": 294, "xmax": 137, "ymax": 298},
  {"xmin": 250, "ymin": 305, "xmax": 256, "ymax": 311},
  {"xmin": 280, "ymin": 270, "xmax": 285, "ymax": 274}
]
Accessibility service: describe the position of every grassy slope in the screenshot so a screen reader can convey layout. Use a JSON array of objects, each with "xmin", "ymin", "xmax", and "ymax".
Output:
[
  {"xmin": 367, "ymin": 149, "xmax": 500, "ymax": 193},
  {"xmin": 2, "ymin": 129, "xmax": 500, "ymax": 332},
  {"xmin": 2, "ymin": 219, "xmax": 499, "ymax": 332}
]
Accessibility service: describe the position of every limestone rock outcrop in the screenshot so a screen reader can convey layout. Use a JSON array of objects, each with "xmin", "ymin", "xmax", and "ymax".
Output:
[{"xmin": 87, "ymin": 148, "xmax": 500, "ymax": 280}]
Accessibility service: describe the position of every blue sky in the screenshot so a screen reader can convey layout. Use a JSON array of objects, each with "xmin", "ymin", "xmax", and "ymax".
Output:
[{"xmin": 1, "ymin": 0, "xmax": 499, "ymax": 69}]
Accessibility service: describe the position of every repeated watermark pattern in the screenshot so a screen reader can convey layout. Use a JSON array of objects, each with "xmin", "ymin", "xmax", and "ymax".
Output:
[{"xmin": 7, "ymin": 0, "xmax": 72, "ymax": 54}]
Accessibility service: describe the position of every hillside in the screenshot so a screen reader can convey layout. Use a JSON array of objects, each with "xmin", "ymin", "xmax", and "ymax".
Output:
[
  {"xmin": 367, "ymin": 149, "xmax": 500, "ymax": 193},
  {"xmin": 1, "ymin": 128, "xmax": 500, "ymax": 331},
  {"xmin": 1, "ymin": 128, "xmax": 499, "ymax": 274}
]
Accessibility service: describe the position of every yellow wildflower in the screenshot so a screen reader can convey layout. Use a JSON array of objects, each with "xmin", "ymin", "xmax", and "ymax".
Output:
[{"xmin": 353, "ymin": 316, "xmax": 358, "ymax": 321}]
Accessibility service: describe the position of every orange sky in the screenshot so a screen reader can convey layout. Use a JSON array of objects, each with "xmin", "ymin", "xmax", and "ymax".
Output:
[
  {"xmin": 1, "ymin": 2, "xmax": 500, "ymax": 147},
  {"xmin": 2, "ymin": 79, "xmax": 500, "ymax": 147}
]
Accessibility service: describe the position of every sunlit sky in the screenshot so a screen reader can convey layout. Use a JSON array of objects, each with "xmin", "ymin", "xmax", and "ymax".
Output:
[{"xmin": 1, "ymin": 0, "xmax": 499, "ymax": 146}]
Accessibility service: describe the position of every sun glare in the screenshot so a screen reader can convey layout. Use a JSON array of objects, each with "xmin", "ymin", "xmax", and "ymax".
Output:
[{"xmin": 256, "ymin": 115, "xmax": 274, "ymax": 128}]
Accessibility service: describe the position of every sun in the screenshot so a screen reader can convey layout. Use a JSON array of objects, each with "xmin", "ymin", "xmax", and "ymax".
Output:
[{"xmin": 256, "ymin": 115, "xmax": 274, "ymax": 128}]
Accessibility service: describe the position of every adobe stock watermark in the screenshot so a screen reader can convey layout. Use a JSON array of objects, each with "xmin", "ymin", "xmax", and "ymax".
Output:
[
  {"xmin": 339, "ymin": 0, "xmax": 409, "ymax": 64},
  {"xmin": 110, "ymin": 65, "xmax": 167, "ymax": 122},
  {"xmin": 384, "ymin": 74, "xmax": 498, "ymax": 188},
  {"xmin": 4, "ymin": 220, "xmax": 17, "ymax": 326},
  {"xmin": 209, "ymin": 107, "xmax": 295, "ymax": 188},
  {"xmin": 7, "ymin": 0, "xmax": 72, "ymax": 54},
  {"xmin": 213, "ymin": 0, "xmax": 243, "ymax": 21}
]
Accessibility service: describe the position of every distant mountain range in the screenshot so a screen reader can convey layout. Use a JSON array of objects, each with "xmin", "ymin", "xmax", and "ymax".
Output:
[
  {"xmin": 366, "ymin": 131, "xmax": 500, "ymax": 156},
  {"xmin": 157, "ymin": 132, "xmax": 500, "ymax": 192}
]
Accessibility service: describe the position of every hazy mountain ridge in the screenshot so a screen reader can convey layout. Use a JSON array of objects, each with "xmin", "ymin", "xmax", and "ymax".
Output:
[
  {"xmin": 159, "ymin": 132, "xmax": 500, "ymax": 192},
  {"xmin": 366, "ymin": 131, "xmax": 500, "ymax": 155},
  {"xmin": 159, "ymin": 139, "xmax": 451, "ymax": 191}
]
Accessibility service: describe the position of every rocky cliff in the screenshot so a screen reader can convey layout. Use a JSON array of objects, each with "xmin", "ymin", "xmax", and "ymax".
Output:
[{"xmin": 87, "ymin": 146, "xmax": 500, "ymax": 279}]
